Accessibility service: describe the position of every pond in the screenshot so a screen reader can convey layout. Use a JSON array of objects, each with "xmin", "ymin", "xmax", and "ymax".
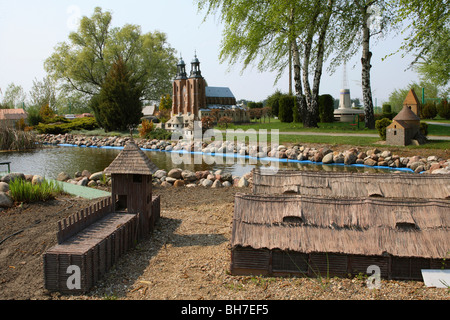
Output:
[{"xmin": 0, "ymin": 144, "xmax": 404, "ymax": 179}]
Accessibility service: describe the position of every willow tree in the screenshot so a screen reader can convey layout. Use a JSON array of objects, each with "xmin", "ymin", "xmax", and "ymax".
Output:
[
  {"xmin": 44, "ymin": 7, "xmax": 177, "ymax": 105},
  {"xmin": 197, "ymin": 0, "xmax": 337, "ymax": 128}
]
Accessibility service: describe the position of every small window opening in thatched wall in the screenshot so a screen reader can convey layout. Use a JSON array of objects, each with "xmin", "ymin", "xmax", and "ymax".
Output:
[
  {"xmin": 117, "ymin": 195, "xmax": 128, "ymax": 212},
  {"xmin": 282, "ymin": 216, "xmax": 304, "ymax": 224},
  {"xmin": 394, "ymin": 209, "xmax": 417, "ymax": 230}
]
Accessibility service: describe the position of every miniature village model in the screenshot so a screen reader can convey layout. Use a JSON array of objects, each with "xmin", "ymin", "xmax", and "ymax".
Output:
[{"xmin": 43, "ymin": 139, "xmax": 160, "ymax": 294}]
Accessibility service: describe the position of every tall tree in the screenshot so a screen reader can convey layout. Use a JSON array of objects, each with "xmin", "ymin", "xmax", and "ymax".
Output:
[
  {"xmin": 2, "ymin": 83, "xmax": 27, "ymax": 109},
  {"xmin": 389, "ymin": 1, "xmax": 449, "ymax": 92},
  {"xmin": 329, "ymin": 0, "xmax": 392, "ymax": 129},
  {"xmin": 29, "ymin": 76, "xmax": 57, "ymax": 110},
  {"xmin": 90, "ymin": 56, "xmax": 143, "ymax": 132},
  {"xmin": 197, "ymin": 0, "xmax": 336, "ymax": 128},
  {"xmin": 45, "ymin": 7, "xmax": 177, "ymax": 105}
]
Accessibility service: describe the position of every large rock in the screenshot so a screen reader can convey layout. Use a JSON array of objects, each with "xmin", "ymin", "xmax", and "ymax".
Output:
[
  {"xmin": 56, "ymin": 172, "xmax": 71, "ymax": 182},
  {"xmin": 81, "ymin": 170, "xmax": 91, "ymax": 178},
  {"xmin": 1, "ymin": 173, "xmax": 25, "ymax": 183},
  {"xmin": 32, "ymin": 175, "xmax": 44, "ymax": 185},
  {"xmin": 237, "ymin": 177, "xmax": 249, "ymax": 188},
  {"xmin": 322, "ymin": 153, "xmax": 334, "ymax": 164},
  {"xmin": 174, "ymin": 180, "xmax": 185, "ymax": 187},
  {"xmin": 0, "ymin": 182, "xmax": 9, "ymax": 192},
  {"xmin": 168, "ymin": 168, "xmax": 182, "ymax": 179},
  {"xmin": 364, "ymin": 158, "xmax": 378, "ymax": 166},
  {"xmin": 77, "ymin": 177, "xmax": 89, "ymax": 186},
  {"xmin": 0, "ymin": 192, "xmax": 13, "ymax": 208},
  {"xmin": 202, "ymin": 179, "xmax": 214, "ymax": 187},
  {"xmin": 154, "ymin": 170, "xmax": 167, "ymax": 179},
  {"xmin": 344, "ymin": 152, "xmax": 357, "ymax": 165},
  {"xmin": 211, "ymin": 180, "xmax": 223, "ymax": 188},
  {"xmin": 409, "ymin": 161, "xmax": 423, "ymax": 172},
  {"xmin": 89, "ymin": 172, "xmax": 105, "ymax": 181},
  {"xmin": 182, "ymin": 170, "xmax": 197, "ymax": 182}
]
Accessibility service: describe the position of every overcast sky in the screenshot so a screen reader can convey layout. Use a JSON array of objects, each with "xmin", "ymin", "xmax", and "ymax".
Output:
[{"xmin": 0, "ymin": 0, "xmax": 420, "ymax": 106}]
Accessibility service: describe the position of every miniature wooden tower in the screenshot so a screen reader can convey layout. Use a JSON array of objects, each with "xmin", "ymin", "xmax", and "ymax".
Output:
[
  {"xmin": 104, "ymin": 139, "xmax": 159, "ymax": 239},
  {"xmin": 403, "ymin": 89, "xmax": 421, "ymax": 118}
]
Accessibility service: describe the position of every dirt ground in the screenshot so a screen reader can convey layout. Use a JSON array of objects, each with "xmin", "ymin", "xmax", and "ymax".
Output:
[{"xmin": 0, "ymin": 186, "xmax": 448, "ymax": 301}]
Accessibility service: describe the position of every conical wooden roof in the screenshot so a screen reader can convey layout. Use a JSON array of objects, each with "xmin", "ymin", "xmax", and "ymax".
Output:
[
  {"xmin": 403, "ymin": 89, "xmax": 420, "ymax": 106},
  {"xmin": 394, "ymin": 105, "xmax": 421, "ymax": 121},
  {"xmin": 104, "ymin": 140, "xmax": 158, "ymax": 175}
]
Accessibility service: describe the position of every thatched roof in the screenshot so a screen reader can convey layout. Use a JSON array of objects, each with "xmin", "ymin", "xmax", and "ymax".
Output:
[
  {"xmin": 252, "ymin": 168, "xmax": 450, "ymax": 199},
  {"xmin": 394, "ymin": 105, "xmax": 421, "ymax": 122},
  {"xmin": 104, "ymin": 140, "xmax": 158, "ymax": 175},
  {"xmin": 232, "ymin": 193, "xmax": 450, "ymax": 259}
]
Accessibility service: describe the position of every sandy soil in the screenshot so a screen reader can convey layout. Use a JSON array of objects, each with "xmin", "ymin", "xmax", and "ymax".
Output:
[{"xmin": 0, "ymin": 186, "xmax": 448, "ymax": 301}]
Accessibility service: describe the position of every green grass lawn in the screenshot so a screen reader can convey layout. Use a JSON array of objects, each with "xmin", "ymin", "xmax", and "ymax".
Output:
[{"xmin": 221, "ymin": 119, "xmax": 377, "ymax": 134}]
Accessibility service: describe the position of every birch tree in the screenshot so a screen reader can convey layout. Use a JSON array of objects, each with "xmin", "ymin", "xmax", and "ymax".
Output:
[{"xmin": 197, "ymin": 0, "xmax": 337, "ymax": 128}]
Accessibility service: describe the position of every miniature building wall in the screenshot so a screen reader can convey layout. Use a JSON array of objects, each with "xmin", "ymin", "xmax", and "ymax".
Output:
[
  {"xmin": 403, "ymin": 89, "xmax": 421, "ymax": 118},
  {"xmin": 111, "ymin": 173, "xmax": 153, "ymax": 239}
]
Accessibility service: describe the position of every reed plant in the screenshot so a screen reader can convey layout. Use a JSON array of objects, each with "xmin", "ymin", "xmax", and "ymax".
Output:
[
  {"xmin": 8, "ymin": 178, "xmax": 65, "ymax": 203},
  {"xmin": 0, "ymin": 124, "xmax": 37, "ymax": 151}
]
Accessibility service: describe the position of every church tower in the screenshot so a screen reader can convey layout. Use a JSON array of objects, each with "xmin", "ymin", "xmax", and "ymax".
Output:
[
  {"xmin": 188, "ymin": 54, "xmax": 206, "ymax": 116},
  {"xmin": 172, "ymin": 53, "xmax": 206, "ymax": 118},
  {"xmin": 172, "ymin": 57, "xmax": 188, "ymax": 116}
]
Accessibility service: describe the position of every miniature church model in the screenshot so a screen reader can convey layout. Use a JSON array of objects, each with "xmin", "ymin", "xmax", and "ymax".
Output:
[{"xmin": 386, "ymin": 89, "xmax": 425, "ymax": 146}]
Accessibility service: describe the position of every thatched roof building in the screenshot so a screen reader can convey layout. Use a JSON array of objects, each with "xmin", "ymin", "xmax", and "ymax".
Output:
[
  {"xmin": 231, "ymin": 193, "xmax": 450, "ymax": 279},
  {"xmin": 252, "ymin": 168, "xmax": 450, "ymax": 199},
  {"xmin": 104, "ymin": 140, "xmax": 158, "ymax": 175}
]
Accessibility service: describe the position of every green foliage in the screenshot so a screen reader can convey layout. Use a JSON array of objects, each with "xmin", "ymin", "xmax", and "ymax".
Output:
[
  {"xmin": 144, "ymin": 128, "xmax": 172, "ymax": 140},
  {"xmin": 437, "ymin": 100, "xmax": 450, "ymax": 119},
  {"xmin": 35, "ymin": 117, "xmax": 99, "ymax": 134},
  {"xmin": 91, "ymin": 57, "xmax": 143, "ymax": 132},
  {"xmin": 26, "ymin": 105, "xmax": 43, "ymax": 126},
  {"xmin": 9, "ymin": 178, "xmax": 65, "ymax": 203},
  {"xmin": 421, "ymin": 103, "xmax": 438, "ymax": 119},
  {"xmin": 318, "ymin": 94, "xmax": 335, "ymax": 123},
  {"xmin": 420, "ymin": 122, "xmax": 429, "ymax": 136},
  {"xmin": 266, "ymin": 91, "xmax": 282, "ymax": 117},
  {"xmin": 278, "ymin": 95, "xmax": 295, "ymax": 123},
  {"xmin": 375, "ymin": 118, "xmax": 392, "ymax": 141},
  {"xmin": 382, "ymin": 104, "xmax": 392, "ymax": 114},
  {"xmin": 159, "ymin": 94, "xmax": 172, "ymax": 111},
  {"xmin": 44, "ymin": 7, "xmax": 177, "ymax": 103}
]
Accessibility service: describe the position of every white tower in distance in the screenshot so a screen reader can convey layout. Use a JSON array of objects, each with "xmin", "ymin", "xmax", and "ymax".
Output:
[
  {"xmin": 334, "ymin": 61, "xmax": 364, "ymax": 122},
  {"xmin": 339, "ymin": 61, "xmax": 352, "ymax": 110}
]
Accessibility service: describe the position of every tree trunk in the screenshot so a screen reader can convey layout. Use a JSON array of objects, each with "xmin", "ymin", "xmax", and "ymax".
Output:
[
  {"xmin": 311, "ymin": 0, "xmax": 334, "ymax": 127},
  {"xmin": 361, "ymin": 6, "xmax": 375, "ymax": 129},
  {"xmin": 292, "ymin": 40, "xmax": 307, "ymax": 124}
]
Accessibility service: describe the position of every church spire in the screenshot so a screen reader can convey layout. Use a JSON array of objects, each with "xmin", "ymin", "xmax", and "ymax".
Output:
[
  {"xmin": 176, "ymin": 55, "xmax": 187, "ymax": 79},
  {"xmin": 190, "ymin": 52, "xmax": 202, "ymax": 78}
]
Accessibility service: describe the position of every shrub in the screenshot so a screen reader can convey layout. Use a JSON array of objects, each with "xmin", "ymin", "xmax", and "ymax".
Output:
[
  {"xmin": 420, "ymin": 122, "xmax": 429, "ymax": 136},
  {"xmin": 218, "ymin": 116, "xmax": 233, "ymax": 129},
  {"xmin": 34, "ymin": 117, "xmax": 99, "ymax": 134},
  {"xmin": 9, "ymin": 178, "xmax": 65, "ymax": 203},
  {"xmin": 375, "ymin": 118, "xmax": 392, "ymax": 140},
  {"xmin": 421, "ymin": 102, "xmax": 438, "ymax": 119},
  {"xmin": 146, "ymin": 128, "xmax": 172, "ymax": 140},
  {"xmin": 139, "ymin": 119, "xmax": 154, "ymax": 138},
  {"xmin": 318, "ymin": 94, "xmax": 335, "ymax": 123},
  {"xmin": 437, "ymin": 100, "xmax": 450, "ymax": 120},
  {"xmin": 278, "ymin": 94, "xmax": 294, "ymax": 123}
]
